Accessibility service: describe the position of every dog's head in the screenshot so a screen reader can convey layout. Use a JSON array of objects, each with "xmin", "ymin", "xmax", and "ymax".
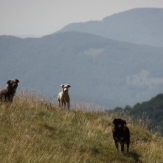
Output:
[
  {"xmin": 113, "ymin": 118, "xmax": 126, "ymax": 128},
  {"xmin": 60, "ymin": 84, "xmax": 71, "ymax": 93},
  {"xmin": 7, "ymin": 79, "xmax": 19, "ymax": 90}
]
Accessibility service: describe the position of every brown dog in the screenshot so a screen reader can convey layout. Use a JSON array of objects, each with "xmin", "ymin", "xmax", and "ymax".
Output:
[
  {"xmin": 0, "ymin": 79, "xmax": 19, "ymax": 103},
  {"xmin": 112, "ymin": 118, "xmax": 130, "ymax": 152}
]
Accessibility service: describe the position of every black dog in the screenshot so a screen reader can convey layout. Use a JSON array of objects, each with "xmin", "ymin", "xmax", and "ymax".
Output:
[
  {"xmin": 112, "ymin": 118, "xmax": 130, "ymax": 152},
  {"xmin": 0, "ymin": 79, "xmax": 19, "ymax": 103}
]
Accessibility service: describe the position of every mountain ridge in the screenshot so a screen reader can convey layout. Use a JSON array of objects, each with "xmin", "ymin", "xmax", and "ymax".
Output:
[{"xmin": 59, "ymin": 8, "xmax": 163, "ymax": 47}]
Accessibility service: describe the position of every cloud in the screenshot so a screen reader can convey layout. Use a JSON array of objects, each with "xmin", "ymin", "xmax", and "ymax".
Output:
[{"xmin": 126, "ymin": 70, "xmax": 163, "ymax": 88}]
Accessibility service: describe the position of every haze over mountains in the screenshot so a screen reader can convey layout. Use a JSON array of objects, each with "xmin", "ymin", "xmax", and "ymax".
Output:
[
  {"xmin": 60, "ymin": 8, "xmax": 163, "ymax": 47},
  {"xmin": 0, "ymin": 8, "xmax": 163, "ymax": 109}
]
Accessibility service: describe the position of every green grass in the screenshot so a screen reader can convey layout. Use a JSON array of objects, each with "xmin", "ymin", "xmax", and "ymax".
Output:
[{"xmin": 0, "ymin": 91, "xmax": 163, "ymax": 163}]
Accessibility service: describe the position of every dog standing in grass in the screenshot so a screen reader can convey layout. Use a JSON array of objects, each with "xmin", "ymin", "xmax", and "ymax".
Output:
[
  {"xmin": 58, "ymin": 84, "xmax": 71, "ymax": 110},
  {"xmin": 112, "ymin": 118, "xmax": 130, "ymax": 152},
  {"xmin": 0, "ymin": 79, "xmax": 19, "ymax": 103}
]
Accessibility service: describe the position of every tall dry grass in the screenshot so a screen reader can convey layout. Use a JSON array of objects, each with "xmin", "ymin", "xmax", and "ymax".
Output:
[{"xmin": 0, "ymin": 91, "xmax": 163, "ymax": 163}]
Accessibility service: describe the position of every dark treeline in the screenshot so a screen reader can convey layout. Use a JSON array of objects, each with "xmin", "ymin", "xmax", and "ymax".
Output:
[{"xmin": 112, "ymin": 94, "xmax": 163, "ymax": 134}]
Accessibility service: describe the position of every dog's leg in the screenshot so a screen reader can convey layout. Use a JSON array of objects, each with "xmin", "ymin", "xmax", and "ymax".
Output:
[
  {"xmin": 120, "ymin": 142, "xmax": 124, "ymax": 152},
  {"xmin": 58, "ymin": 100, "xmax": 61, "ymax": 107},
  {"xmin": 61, "ymin": 101, "xmax": 64, "ymax": 108},
  {"xmin": 67, "ymin": 102, "xmax": 70, "ymax": 110},
  {"xmin": 127, "ymin": 141, "xmax": 129, "ymax": 152},
  {"xmin": 115, "ymin": 141, "xmax": 119, "ymax": 151},
  {"xmin": 58, "ymin": 98, "xmax": 62, "ymax": 108},
  {"xmin": 63, "ymin": 101, "xmax": 66, "ymax": 108}
]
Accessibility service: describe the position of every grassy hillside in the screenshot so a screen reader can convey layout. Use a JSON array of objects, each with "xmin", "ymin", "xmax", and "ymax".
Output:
[{"xmin": 0, "ymin": 92, "xmax": 163, "ymax": 163}]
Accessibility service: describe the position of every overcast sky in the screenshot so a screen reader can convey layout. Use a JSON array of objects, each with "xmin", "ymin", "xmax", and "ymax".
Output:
[{"xmin": 0, "ymin": 0, "xmax": 163, "ymax": 37}]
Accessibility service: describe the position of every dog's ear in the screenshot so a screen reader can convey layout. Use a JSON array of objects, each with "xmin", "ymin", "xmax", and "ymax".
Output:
[
  {"xmin": 15, "ymin": 79, "xmax": 19, "ymax": 83},
  {"xmin": 7, "ymin": 80, "xmax": 11, "ymax": 84},
  {"xmin": 113, "ymin": 119, "xmax": 117, "ymax": 124},
  {"xmin": 121, "ymin": 119, "xmax": 126, "ymax": 125},
  {"xmin": 67, "ymin": 84, "xmax": 71, "ymax": 88},
  {"xmin": 60, "ymin": 84, "xmax": 64, "ymax": 88}
]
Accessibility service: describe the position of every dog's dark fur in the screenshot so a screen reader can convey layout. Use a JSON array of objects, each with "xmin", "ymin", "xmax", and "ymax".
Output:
[
  {"xmin": 0, "ymin": 79, "xmax": 19, "ymax": 103},
  {"xmin": 112, "ymin": 118, "xmax": 130, "ymax": 152}
]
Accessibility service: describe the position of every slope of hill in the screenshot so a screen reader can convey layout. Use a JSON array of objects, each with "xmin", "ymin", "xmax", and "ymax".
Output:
[
  {"xmin": 0, "ymin": 91, "xmax": 163, "ymax": 163},
  {"xmin": 0, "ymin": 32, "xmax": 163, "ymax": 109},
  {"xmin": 59, "ymin": 8, "xmax": 163, "ymax": 47},
  {"xmin": 113, "ymin": 93, "xmax": 163, "ymax": 134},
  {"xmin": 126, "ymin": 94, "xmax": 163, "ymax": 133}
]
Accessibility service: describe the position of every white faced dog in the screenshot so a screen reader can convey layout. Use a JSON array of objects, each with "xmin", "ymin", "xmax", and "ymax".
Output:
[{"xmin": 58, "ymin": 84, "xmax": 71, "ymax": 110}]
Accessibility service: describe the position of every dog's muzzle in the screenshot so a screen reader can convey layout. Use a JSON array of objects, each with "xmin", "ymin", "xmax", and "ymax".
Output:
[
  {"xmin": 13, "ymin": 83, "xmax": 18, "ymax": 89},
  {"xmin": 63, "ymin": 89, "xmax": 68, "ymax": 92},
  {"xmin": 118, "ymin": 124, "xmax": 122, "ymax": 128}
]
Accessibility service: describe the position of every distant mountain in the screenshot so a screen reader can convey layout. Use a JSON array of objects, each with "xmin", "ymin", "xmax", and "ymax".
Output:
[
  {"xmin": 0, "ymin": 31, "xmax": 163, "ymax": 108},
  {"xmin": 59, "ymin": 8, "xmax": 163, "ymax": 47}
]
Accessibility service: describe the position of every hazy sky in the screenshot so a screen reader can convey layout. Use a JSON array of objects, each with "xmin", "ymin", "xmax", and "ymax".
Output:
[{"xmin": 0, "ymin": 0, "xmax": 163, "ymax": 37}]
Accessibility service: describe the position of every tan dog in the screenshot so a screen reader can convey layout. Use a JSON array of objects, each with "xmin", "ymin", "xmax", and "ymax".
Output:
[
  {"xmin": 0, "ymin": 79, "xmax": 19, "ymax": 103},
  {"xmin": 58, "ymin": 84, "xmax": 71, "ymax": 110}
]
